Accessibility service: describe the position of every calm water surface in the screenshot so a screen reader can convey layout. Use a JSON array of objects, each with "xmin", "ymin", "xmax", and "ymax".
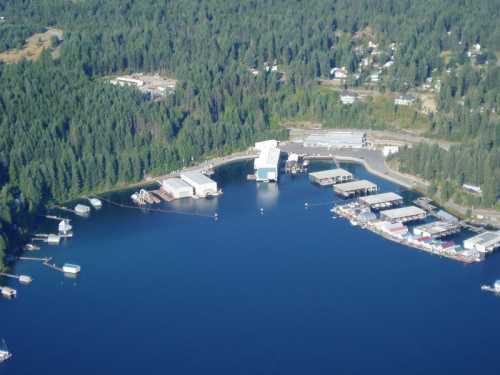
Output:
[{"xmin": 1, "ymin": 161, "xmax": 499, "ymax": 374}]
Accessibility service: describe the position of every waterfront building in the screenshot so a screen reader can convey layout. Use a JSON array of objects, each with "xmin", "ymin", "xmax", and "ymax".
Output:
[
  {"xmin": 161, "ymin": 178, "xmax": 194, "ymax": 199},
  {"xmin": 413, "ymin": 221, "xmax": 461, "ymax": 239},
  {"xmin": 303, "ymin": 131, "xmax": 367, "ymax": 149},
  {"xmin": 62, "ymin": 264, "xmax": 81, "ymax": 274},
  {"xmin": 254, "ymin": 141, "xmax": 280, "ymax": 182},
  {"xmin": 334, "ymin": 180, "xmax": 378, "ymax": 198},
  {"xmin": 309, "ymin": 169, "xmax": 353, "ymax": 186},
  {"xmin": 180, "ymin": 171, "xmax": 218, "ymax": 197},
  {"xmin": 376, "ymin": 221, "xmax": 409, "ymax": 237},
  {"xmin": 463, "ymin": 231, "xmax": 500, "ymax": 254},
  {"xmin": 379, "ymin": 206, "xmax": 426, "ymax": 223},
  {"xmin": 358, "ymin": 192, "xmax": 403, "ymax": 209}
]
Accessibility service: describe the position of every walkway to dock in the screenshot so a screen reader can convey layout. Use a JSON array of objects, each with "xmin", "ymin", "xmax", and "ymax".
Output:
[{"xmin": 96, "ymin": 195, "xmax": 218, "ymax": 219}]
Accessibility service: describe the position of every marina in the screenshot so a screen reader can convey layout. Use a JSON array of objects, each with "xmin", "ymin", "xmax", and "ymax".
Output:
[{"xmin": 2, "ymin": 160, "xmax": 500, "ymax": 375}]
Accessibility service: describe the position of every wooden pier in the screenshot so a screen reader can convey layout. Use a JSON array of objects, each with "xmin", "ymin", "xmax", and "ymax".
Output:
[
  {"xmin": 151, "ymin": 189, "xmax": 174, "ymax": 202},
  {"xmin": 18, "ymin": 256, "xmax": 51, "ymax": 262}
]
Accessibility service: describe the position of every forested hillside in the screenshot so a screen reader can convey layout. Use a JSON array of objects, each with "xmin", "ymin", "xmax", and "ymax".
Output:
[{"xmin": 0, "ymin": 0, "xmax": 499, "ymax": 267}]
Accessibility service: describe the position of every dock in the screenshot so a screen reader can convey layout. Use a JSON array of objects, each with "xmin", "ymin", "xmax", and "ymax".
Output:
[
  {"xmin": 309, "ymin": 168, "xmax": 353, "ymax": 186},
  {"xmin": 151, "ymin": 189, "xmax": 174, "ymax": 202},
  {"xmin": 333, "ymin": 179, "xmax": 378, "ymax": 198},
  {"xmin": 0, "ymin": 273, "xmax": 33, "ymax": 284}
]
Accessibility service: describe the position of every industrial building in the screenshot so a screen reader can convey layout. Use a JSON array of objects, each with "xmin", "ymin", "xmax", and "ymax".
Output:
[
  {"xmin": 334, "ymin": 180, "xmax": 378, "ymax": 198},
  {"xmin": 180, "ymin": 171, "xmax": 218, "ymax": 197},
  {"xmin": 161, "ymin": 178, "xmax": 194, "ymax": 199},
  {"xmin": 254, "ymin": 140, "xmax": 280, "ymax": 182},
  {"xmin": 309, "ymin": 168, "xmax": 353, "ymax": 186},
  {"xmin": 413, "ymin": 221, "xmax": 461, "ymax": 239},
  {"xmin": 303, "ymin": 131, "xmax": 367, "ymax": 149},
  {"xmin": 358, "ymin": 192, "xmax": 403, "ymax": 209},
  {"xmin": 463, "ymin": 231, "xmax": 500, "ymax": 253},
  {"xmin": 379, "ymin": 206, "xmax": 427, "ymax": 223}
]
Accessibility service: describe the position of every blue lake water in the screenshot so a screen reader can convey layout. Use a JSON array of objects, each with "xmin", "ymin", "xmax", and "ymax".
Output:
[{"xmin": 1, "ymin": 161, "xmax": 500, "ymax": 374}]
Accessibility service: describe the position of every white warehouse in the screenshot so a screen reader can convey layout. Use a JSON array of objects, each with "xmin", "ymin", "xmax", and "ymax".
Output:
[
  {"xmin": 161, "ymin": 178, "xmax": 194, "ymax": 199},
  {"xmin": 303, "ymin": 131, "xmax": 367, "ymax": 149},
  {"xmin": 254, "ymin": 140, "xmax": 280, "ymax": 182},
  {"xmin": 463, "ymin": 231, "xmax": 500, "ymax": 254},
  {"xmin": 180, "ymin": 171, "xmax": 218, "ymax": 198}
]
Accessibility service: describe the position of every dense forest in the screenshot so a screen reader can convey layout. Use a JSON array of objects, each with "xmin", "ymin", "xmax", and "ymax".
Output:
[{"xmin": 0, "ymin": 0, "xmax": 499, "ymax": 267}]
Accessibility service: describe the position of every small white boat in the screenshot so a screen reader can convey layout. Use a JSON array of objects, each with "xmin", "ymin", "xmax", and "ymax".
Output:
[
  {"xmin": 47, "ymin": 234, "xmax": 61, "ymax": 245},
  {"xmin": 88, "ymin": 197, "xmax": 102, "ymax": 209},
  {"xmin": 62, "ymin": 263, "xmax": 81, "ymax": 274},
  {"xmin": 350, "ymin": 219, "xmax": 359, "ymax": 226},
  {"xmin": 0, "ymin": 339, "xmax": 12, "ymax": 363},
  {"xmin": 74, "ymin": 204, "xmax": 90, "ymax": 215},
  {"xmin": 23, "ymin": 243, "xmax": 40, "ymax": 251},
  {"xmin": 19, "ymin": 275, "xmax": 32, "ymax": 284}
]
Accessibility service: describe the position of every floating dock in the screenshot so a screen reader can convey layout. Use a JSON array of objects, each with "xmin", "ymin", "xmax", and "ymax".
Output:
[
  {"xmin": 413, "ymin": 221, "xmax": 461, "ymax": 239},
  {"xmin": 309, "ymin": 168, "xmax": 353, "ymax": 186},
  {"xmin": 334, "ymin": 179, "xmax": 378, "ymax": 198},
  {"xmin": 358, "ymin": 192, "xmax": 403, "ymax": 209},
  {"xmin": 464, "ymin": 231, "xmax": 500, "ymax": 254},
  {"xmin": 379, "ymin": 206, "xmax": 427, "ymax": 223}
]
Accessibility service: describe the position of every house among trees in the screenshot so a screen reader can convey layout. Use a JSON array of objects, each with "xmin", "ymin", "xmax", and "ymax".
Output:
[
  {"xmin": 330, "ymin": 67, "xmax": 348, "ymax": 80},
  {"xmin": 394, "ymin": 94, "xmax": 416, "ymax": 106},
  {"xmin": 339, "ymin": 90, "xmax": 359, "ymax": 105}
]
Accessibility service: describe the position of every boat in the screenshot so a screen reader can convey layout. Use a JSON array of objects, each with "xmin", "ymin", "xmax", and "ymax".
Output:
[
  {"xmin": 74, "ymin": 204, "xmax": 91, "ymax": 215},
  {"xmin": 350, "ymin": 219, "xmax": 359, "ymax": 226},
  {"xmin": 23, "ymin": 243, "xmax": 40, "ymax": 251},
  {"xmin": 19, "ymin": 275, "xmax": 32, "ymax": 284},
  {"xmin": 0, "ymin": 339, "xmax": 12, "ymax": 363},
  {"xmin": 62, "ymin": 263, "xmax": 81, "ymax": 274},
  {"xmin": 88, "ymin": 197, "xmax": 102, "ymax": 209},
  {"xmin": 47, "ymin": 234, "xmax": 61, "ymax": 245}
]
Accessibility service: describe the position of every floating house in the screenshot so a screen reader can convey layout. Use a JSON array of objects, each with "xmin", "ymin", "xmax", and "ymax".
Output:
[
  {"xmin": 88, "ymin": 198, "xmax": 102, "ymax": 208},
  {"xmin": 75, "ymin": 204, "xmax": 90, "ymax": 215},
  {"xmin": 334, "ymin": 180, "xmax": 378, "ymax": 198},
  {"xmin": 161, "ymin": 178, "xmax": 194, "ymax": 199},
  {"xmin": 413, "ymin": 221, "xmax": 461, "ymax": 239},
  {"xmin": 358, "ymin": 192, "xmax": 403, "ymax": 209},
  {"xmin": 0, "ymin": 287, "xmax": 17, "ymax": 298},
  {"xmin": 62, "ymin": 264, "xmax": 81, "ymax": 274},
  {"xmin": 58, "ymin": 220, "xmax": 72, "ymax": 235},
  {"xmin": 463, "ymin": 231, "xmax": 500, "ymax": 254},
  {"xmin": 379, "ymin": 206, "xmax": 427, "ymax": 223},
  {"xmin": 309, "ymin": 169, "xmax": 353, "ymax": 186},
  {"xmin": 254, "ymin": 141, "xmax": 280, "ymax": 182},
  {"xmin": 180, "ymin": 171, "xmax": 218, "ymax": 197}
]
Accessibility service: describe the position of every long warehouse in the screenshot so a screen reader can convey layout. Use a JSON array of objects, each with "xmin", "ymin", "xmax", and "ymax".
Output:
[
  {"xmin": 359, "ymin": 192, "xmax": 403, "ymax": 209},
  {"xmin": 309, "ymin": 169, "xmax": 353, "ymax": 186},
  {"xmin": 334, "ymin": 180, "xmax": 378, "ymax": 198},
  {"xmin": 161, "ymin": 178, "xmax": 194, "ymax": 199},
  {"xmin": 254, "ymin": 144, "xmax": 280, "ymax": 182},
  {"xmin": 180, "ymin": 171, "xmax": 218, "ymax": 197},
  {"xmin": 413, "ymin": 221, "xmax": 461, "ymax": 239},
  {"xmin": 379, "ymin": 206, "xmax": 427, "ymax": 223},
  {"xmin": 463, "ymin": 231, "xmax": 500, "ymax": 253}
]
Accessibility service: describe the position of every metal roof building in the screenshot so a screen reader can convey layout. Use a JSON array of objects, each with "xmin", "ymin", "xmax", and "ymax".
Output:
[
  {"xmin": 180, "ymin": 171, "xmax": 218, "ymax": 197},
  {"xmin": 413, "ymin": 221, "xmax": 461, "ymax": 239},
  {"xmin": 359, "ymin": 192, "xmax": 403, "ymax": 209},
  {"xmin": 254, "ymin": 142, "xmax": 280, "ymax": 182},
  {"xmin": 379, "ymin": 206, "xmax": 427, "ymax": 223},
  {"xmin": 309, "ymin": 168, "xmax": 353, "ymax": 186},
  {"xmin": 334, "ymin": 180, "xmax": 378, "ymax": 197},
  {"xmin": 303, "ymin": 131, "xmax": 367, "ymax": 149},
  {"xmin": 161, "ymin": 178, "xmax": 194, "ymax": 199},
  {"xmin": 463, "ymin": 231, "xmax": 500, "ymax": 253}
]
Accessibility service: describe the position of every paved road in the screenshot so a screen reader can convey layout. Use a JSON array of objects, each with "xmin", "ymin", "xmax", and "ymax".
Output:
[{"xmin": 281, "ymin": 142, "xmax": 427, "ymax": 190}]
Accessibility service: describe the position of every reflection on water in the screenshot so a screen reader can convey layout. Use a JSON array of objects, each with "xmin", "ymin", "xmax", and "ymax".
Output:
[
  {"xmin": 168, "ymin": 195, "xmax": 219, "ymax": 213},
  {"xmin": 256, "ymin": 181, "xmax": 279, "ymax": 208}
]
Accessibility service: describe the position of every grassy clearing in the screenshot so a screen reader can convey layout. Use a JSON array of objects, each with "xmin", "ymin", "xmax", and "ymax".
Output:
[{"xmin": 0, "ymin": 27, "xmax": 63, "ymax": 63}]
